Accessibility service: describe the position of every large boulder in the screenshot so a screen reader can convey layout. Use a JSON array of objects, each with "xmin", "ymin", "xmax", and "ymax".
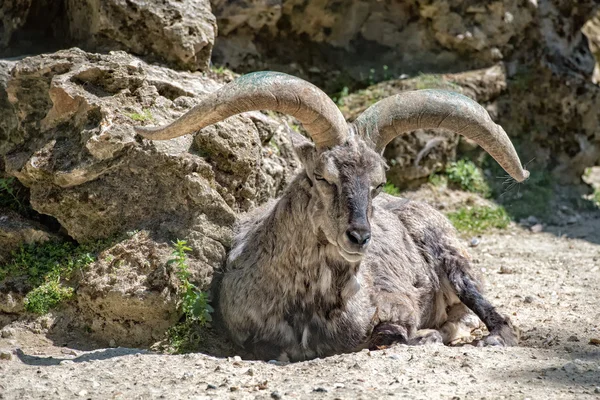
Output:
[
  {"xmin": 0, "ymin": 0, "xmax": 217, "ymax": 71},
  {"xmin": 0, "ymin": 48, "xmax": 299, "ymax": 345},
  {"xmin": 211, "ymin": 0, "xmax": 535, "ymax": 90}
]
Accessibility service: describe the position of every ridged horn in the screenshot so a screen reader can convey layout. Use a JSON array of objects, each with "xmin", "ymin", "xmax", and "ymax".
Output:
[
  {"xmin": 134, "ymin": 71, "xmax": 348, "ymax": 149},
  {"xmin": 352, "ymin": 89, "xmax": 530, "ymax": 182}
]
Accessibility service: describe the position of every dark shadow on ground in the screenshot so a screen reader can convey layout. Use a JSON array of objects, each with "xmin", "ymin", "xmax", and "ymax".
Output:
[{"xmin": 15, "ymin": 347, "xmax": 150, "ymax": 366}]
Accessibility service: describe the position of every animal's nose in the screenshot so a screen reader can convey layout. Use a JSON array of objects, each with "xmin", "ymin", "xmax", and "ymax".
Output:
[{"xmin": 346, "ymin": 228, "xmax": 371, "ymax": 246}]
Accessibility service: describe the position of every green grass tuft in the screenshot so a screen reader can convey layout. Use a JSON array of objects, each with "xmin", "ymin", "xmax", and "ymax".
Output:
[
  {"xmin": 447, "ymin": 205, "xmax": 510, "ymax": 235},
  {"xmin": 382, "ymin": 182, "xmax": 401, "ymax": 196},
  {"xmin": 446, "ymin": 160, "xmax": 491, "ymax": 197},
  {"xmin": 24, "ymin": 280, "xmax": 74, "ymax": 314},
  {"xmin": 125, "ymin": 109, "xmax": 154, "ymax": 122},
  {"xmin": 1, "ymin": 239, "xmax": 109, "ymax": 314}
]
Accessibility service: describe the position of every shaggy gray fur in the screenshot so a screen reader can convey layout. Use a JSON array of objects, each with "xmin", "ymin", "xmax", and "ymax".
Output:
[{"xmin": 219, "ymin": 132, "xmax": 518, "ymax": 361}]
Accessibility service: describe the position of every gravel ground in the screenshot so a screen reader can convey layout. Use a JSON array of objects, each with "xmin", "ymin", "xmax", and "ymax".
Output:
[{"xmin": 1, "ymin": 218, "xmax": 599, "ymax": 399}]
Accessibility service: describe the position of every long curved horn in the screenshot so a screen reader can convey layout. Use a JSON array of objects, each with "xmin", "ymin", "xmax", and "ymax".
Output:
[
  {"xmin": 134, "ymin": 71, "xmax": 348, "ymax": 149},
  {"xmin": 352, "ymin": 90, "xmax": 530, "ymax": 182}
]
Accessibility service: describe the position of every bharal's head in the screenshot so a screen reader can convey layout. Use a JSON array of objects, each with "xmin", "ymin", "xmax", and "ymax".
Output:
[{"xmin": 134, "ymin": 72, "xmax": 530, "ymax": 262}]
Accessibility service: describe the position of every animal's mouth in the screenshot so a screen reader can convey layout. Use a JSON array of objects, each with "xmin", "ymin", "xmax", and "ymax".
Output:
[{"xmin": 337, "ymin": 245, "xmax": 365, "ymax": 263}]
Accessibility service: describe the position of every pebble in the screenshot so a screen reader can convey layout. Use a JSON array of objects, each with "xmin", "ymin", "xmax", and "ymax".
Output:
[
  {"xmin": 230, "ymin": 386, "xmax": 239, "ymax": 392},
  {"xmin": 595, "ymin": 387, "xmax": 600, "ymax": 394},
  {"xmin": 530, "ymin": 224, "xmax": 543, "ymax": 233},
  {"xmin": 0, "ymin": 351, "xmax": 12, "ymax": 361},
  {"xmin": 567, "ymin": 335, "xmax": 579, "ymax": 342},
  {"xmin": 523, "ymin": 295, "xmax": 535, "ymax": 304},
  {"xmin": 527, "ymin": 216, "xmax": 539, "ymax": 225},
  {"xmin": 206, "ymin": 384, "xmax": 217, "ymax": 390},
  {"xmin": 77, "ymin": 390, "xmax": 88, "ymax": 397},
  {"xmin": 469, "ymin": 238, "xmax": 480, "ymax": 247},
  {"xmin": 0, "ymin": 328, "xmax": 15, "ymax": 338},
  {"xmin": 271, "ymin": 391, "xmax": 282, "ymax": 399},
  {"xmin": 313, "ymin": 387, "xmax": 328, "ymax": 393}
]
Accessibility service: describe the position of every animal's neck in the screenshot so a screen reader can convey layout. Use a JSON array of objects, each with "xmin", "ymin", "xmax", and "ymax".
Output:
[{"xmin": 255, "ymin": 173, "xmax": 361, "ymax": 300}]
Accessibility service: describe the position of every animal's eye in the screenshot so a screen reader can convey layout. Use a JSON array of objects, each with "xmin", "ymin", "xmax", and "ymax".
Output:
[
  {"xmin": 314, "ymin": 174, "xmax": 326, "ymax": 181},
  {"xmin": 373, "ymin": 182, "xmax": 385, "ymax": 196}
]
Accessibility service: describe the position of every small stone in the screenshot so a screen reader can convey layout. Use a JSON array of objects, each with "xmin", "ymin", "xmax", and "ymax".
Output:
[
  {"xmin": 271, "ymin": 392, "xmax": 282, "ymax": 399},
  {"xmin": 594, "ymin": 387, "xmax": 600, "ymax": 394},
  {"xmin": 61, "ymin": 349, "xmax": 78, "ymax": 356},
  {"xmin": 314, "ymin": 387, "xmax": 328, "ymax": 393},
  {"xmin": 91, "ymin": 381, "xmax": 100, "ymax": 389},
  {"xmin": 233, "ymin": 355, "xmax": 242, "ymax": 362},
  {"xmin": 245, "ymin": 368, "xmax": 255, "ymax": 376},
  {"xmin": 230, "ymin": 386, "xmax": 239, "ymax": 392},
  {"xmin": 181, "ymin": 371, "xmax": 194, "ymax": 380},
  {"xmin": 530, "ymin": 224, "xmax": 543, "ymax": 233},
  {"xmin": 0, "ymin": 328, "xmax": 15, "ymax": 338},
  {"xmin": 499, "ymin": 265, "xmax": 515, "ymax": 274},
  {"xmin": 109, "ymin": 340, "xmax": 116, "ymax": 347},
  {"xmin": 60, "ymin": 360, "xmax": 75, "ymax": 365},
  {"xmin": 567, "ymin": 335, "xmax": 579, "ymax": 342},
  {"xmin": 524, "ymin": 296, "xmax": 535, "ymax": 304},
  {"xmin": 469, "ymin": 238, "xmax": 480, "ymax": 247},
  {"xmin": 77, "ymin": 390, "xmax": 88, "ymax": 397},
  {"xmin": 388, "ymin": 354, "xmax": 401, "ymax": 360},
  {"xmin": 333, "ymin": 383, "xmax": 345, "ymax": 389},
  {"xmin": 590, "ymin": 338, "xmax": 600, "ymax": 346},
  {"xmin": 206, "ymin": 384, "xmax": 217, "ymax": 390},
  {"xmin": 0, "ymin": 351, "xmax": 12, "ymax": 361}
]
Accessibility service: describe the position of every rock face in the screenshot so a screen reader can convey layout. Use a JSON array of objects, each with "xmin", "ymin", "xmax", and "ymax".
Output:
[
  {"xmin": 0, "ymin": 0, "xmax": 217, "ymax": 71},
  {"xmin": 211, "ymin": 0, "xmax": 534, "ymax": 90},
  {"xmin": 0, "ymin": 48, "xmax": 299, "ymax": 346}
]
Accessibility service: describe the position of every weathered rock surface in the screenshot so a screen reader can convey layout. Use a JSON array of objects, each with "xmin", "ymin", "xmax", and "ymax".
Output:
[
  {"xmin": 0, "ymin": 48, "xmax": 299, "ymax": 345},
  {"xmin": 66, "ymin": 0, "xmax": 217, "ymax": 71},
  {"xmin": 0, "ymin": 209, "xmax": 58, "ymax": 266},
  {"xmin": 211, "ymin": 0, "xmax": 535, "ymax": 89},
  {"xmin": 0, "ymin": 0, "xmax": 217, "ymax": 71}
]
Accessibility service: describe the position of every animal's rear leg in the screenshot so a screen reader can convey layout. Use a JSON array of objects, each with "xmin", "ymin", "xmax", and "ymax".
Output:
[
  {"xmin": 370, "ymin": 323, "xmax": 443, "ymax": 348},
  {"xmin": 408, "ymin": 329, "xmax": 444, "ymax": 346},
  {"xmin": 446, "ymin": 255, "xmax": 519, "ymax": 346},
  {"xmin": 370, "ymin": 322, "xmax": 409, "ymax": 348}
]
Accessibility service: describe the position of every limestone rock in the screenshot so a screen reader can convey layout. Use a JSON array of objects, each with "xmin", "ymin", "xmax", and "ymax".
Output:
[
  {"xmin": 66, "ymin": 0, "xmax": 217, "ymax": 71},
  {"xmin": 0, "ymin": 0, "xmax": 217, "ymax": 71},
  {"xmin": 0, "ymin": 209, "xmax": 58, "ymax": 265},
  {"xmin": 1, "ymin": 48, "xmax": 299, "ymax": 345}
]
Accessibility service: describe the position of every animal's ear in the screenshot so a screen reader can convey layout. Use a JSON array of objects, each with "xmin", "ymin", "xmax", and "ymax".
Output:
[{"xmin": 288, "ymin": 126, "xmax": 316, "ymax": 166}]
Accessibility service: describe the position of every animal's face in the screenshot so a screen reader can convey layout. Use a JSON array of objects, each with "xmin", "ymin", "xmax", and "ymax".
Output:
[{"xmin": 294, "ymin": 133, "xmax": 387, "ymax": 262}]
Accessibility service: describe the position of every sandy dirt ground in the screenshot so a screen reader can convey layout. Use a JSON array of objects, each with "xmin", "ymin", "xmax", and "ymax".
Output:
[{"xmin": 1, "ymin": 204, "xmax": 599, "ymax": 399}]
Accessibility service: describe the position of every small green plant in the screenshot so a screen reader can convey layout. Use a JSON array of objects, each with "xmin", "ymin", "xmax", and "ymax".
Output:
[
  {"xmin": 0, "ymin": 177, "xmax": 30, "ymax": 214},
  {"xmin": 428, "ymin": 173, "xmax": 448, "ymax": 187},
  {"xmin": 24, "ymin": 280, "xmax": 74, "ymax": 314},
  {"xmin": 125, "ymin": 109, "xmax": 154, "ymax": 122},
  {"xmin": 447, "ymin": 205, "xmax": 510, "ymax": 235},
  {"xmin": 1, "ymin": 240, "xmax": 106, "ymax": 314},
  {"xmin": 382, "ymin": 182, "xmax": 401, "ymax": 196},
  {"xmin": 446, "ymin": 160, "xmax": 491, "ymax": 197},
  {"xmin": 170, "ymin": 240, "xmax": 213, "ymax": 325},
  {"xmin": 333, "ymin": 86, "xmax": 350, "ymax": 106},
  {"xmin": 593, "ymin": 188, "xmax": 600, "ymax": 207},
  {"xmin": 413, "ymin": 73, "xmax": 460, "ymax": 90},
  {"xmin": 165, "ymin": 240, "xmax": 214, "ymax": 353}
]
